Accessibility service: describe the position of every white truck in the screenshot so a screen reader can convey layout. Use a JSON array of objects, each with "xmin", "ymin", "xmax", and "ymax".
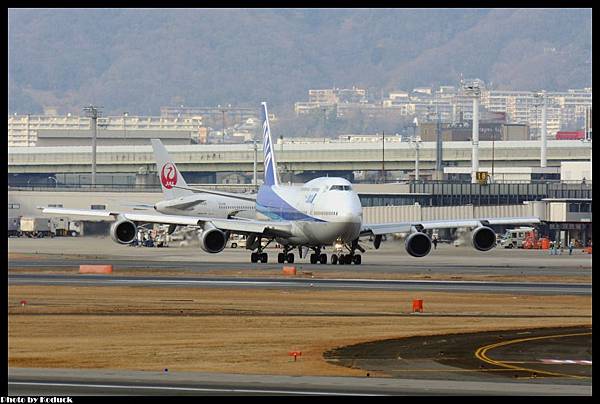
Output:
[
  {"xmin": 499, "ymin": 227, "xmax": 535, "ymax": 249},
  {"xmin": 20, "ymin": 217, "xmax": 53, "ymax": 238},
  {"xmin": 51, "ymin": 217, "xmax": 70, "ymax": 236},
  {"xmin": 68, "ymin": 221, "xmax": 83, "ymax": 237}
]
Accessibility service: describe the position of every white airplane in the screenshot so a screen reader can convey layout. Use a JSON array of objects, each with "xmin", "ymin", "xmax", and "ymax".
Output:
[
  {"xmin": 42, "ymin": 102, "xmax": 540, "ymax": 264},
  {"xmin": 149, "ymin": 138, "xmax": 256, "ymax": 221}
]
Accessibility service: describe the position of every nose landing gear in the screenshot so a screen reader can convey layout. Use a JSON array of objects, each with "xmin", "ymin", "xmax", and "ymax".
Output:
[{"xmin": 331, "ymin": 239, "xmax": 364, "ymax": 265}]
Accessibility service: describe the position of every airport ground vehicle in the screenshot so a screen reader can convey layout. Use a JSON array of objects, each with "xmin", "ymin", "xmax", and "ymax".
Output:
[
  {"xmin": 12, "ymin": 217, "xmax": 81, "ymax": 238},
  {"xmin": 8, "ymin": 217, "xmax": 21, "ymax": 237},
  {"xmin": 68, "ymin": 221, "xmax": 83, "ymax": 237},
  {"xmin": 227, "ymin": 235, "xmax": 247, "ymax": 249},
  {"xmin": 499, "ymin": 227, "xmax": 535, "ymax": 248},
  {"xmin": 20, "ymin": 217, "xmax": 53, "ymax": 238},
  {"xmin": 51, "ymin": 217, "xmax": 70, "ymax": 236}
]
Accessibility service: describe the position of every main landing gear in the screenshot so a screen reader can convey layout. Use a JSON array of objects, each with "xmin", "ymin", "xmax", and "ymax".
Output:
[
  {"xmin": 277, "ymin": 246, "xmax": 295, "ymax": 264},
  {"xmin": 309, "ymin": 247, "xmax": 327, "ymax": 264},
  {"xmin": 249, "ymin": 237, "xmax": 274, "ymax": 263}
]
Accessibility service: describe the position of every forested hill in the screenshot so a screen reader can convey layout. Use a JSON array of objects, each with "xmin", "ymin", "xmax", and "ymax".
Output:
[{"xmin": 9, "ymin": 8, "xmax": 591, "ymax": 115}]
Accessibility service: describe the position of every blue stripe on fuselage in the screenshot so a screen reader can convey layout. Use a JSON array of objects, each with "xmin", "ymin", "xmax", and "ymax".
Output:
[{"xmin": 256, "ymin": 185, "xmax": 325, "ymax": 222}]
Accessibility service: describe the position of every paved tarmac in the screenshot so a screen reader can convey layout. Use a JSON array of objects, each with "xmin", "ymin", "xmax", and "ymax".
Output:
[
  {"xmin": 7, "ymin": 236, "xmax": 592, "ymax": 396},
  {"xmin": 8, "ymin": 273, "xmax": 591, "ymax": 295},
  {"xmin": 325, "ymin": 326, "xmax": 592, "ymax": 385},
  {"xmin": 7, "ymin": 367, "xmax": 591, "ymax": 396},
  {"xmin": 7, "ymin": 236, "xmax": 592, "ymax": 279}
]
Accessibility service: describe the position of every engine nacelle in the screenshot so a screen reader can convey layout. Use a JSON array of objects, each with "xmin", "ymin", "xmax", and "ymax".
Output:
[
  {"xmin": 405, "ymin": 232, "xmax": 432, "ymax": 257},
  {"xmin": 110, "ymin": 218, "xmax": 137, "ymax": 244},
  {"xmin": 471, "ymin": 226, "xmax": 497, "ymax": 251},
  {"xmin": 199, "ymin": 223, "xmax": 227, "ymax": 254}
]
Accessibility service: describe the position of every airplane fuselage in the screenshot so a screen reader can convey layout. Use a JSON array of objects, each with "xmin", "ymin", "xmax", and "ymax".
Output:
[
  {"xmin": 154, "ymin": 194, "xmax": 256, "ymax": 219},
  {"xmin": 256, "ymin": 177, "xmax": 362, "ymax": 246}
]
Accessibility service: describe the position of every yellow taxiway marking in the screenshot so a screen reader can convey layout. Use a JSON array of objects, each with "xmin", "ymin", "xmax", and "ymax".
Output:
[{"xmin": 474, "ymin": 332, "xmax": 592, "ymax": 379}]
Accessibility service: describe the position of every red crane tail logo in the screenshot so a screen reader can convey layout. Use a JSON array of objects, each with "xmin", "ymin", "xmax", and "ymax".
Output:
[{"xmin": 160, "ymin": 163, "xmax": 178, "ymax": 189}]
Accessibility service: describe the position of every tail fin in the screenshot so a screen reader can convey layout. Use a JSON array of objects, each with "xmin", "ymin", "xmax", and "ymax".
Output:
[
  {"xmin": 260, "ymin": 102, "xmax": 279, "ymax": 187},
  {"xmin": 151, "ymin": 139, "xmax": 193, "ymax": 200}
]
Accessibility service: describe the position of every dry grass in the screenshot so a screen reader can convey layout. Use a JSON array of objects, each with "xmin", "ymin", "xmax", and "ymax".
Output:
[{"xmin": 8, "ymin": 285, "xmax": 591, "ymax": 376}]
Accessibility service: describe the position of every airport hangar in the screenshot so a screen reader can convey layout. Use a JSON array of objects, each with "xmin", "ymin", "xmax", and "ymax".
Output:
[{"xmin": 8, "ymin": 139, "xmax": 592, "ymax": 246}]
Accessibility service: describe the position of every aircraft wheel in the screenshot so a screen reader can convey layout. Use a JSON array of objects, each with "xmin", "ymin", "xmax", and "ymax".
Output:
[
  {"xmin": 251, "ymin": 252, "xmax": 258, "ymax": 263},
  {"xmin": 287, "ymin": 253, "xmax": 294, "ymax": 263},
  {"xmin": 277, "ymin": 253, "xmax": 285, "ymax": 264},
  {"xmin": 310, "ymin": 253, "xmax": 317, "ymax": 264},
  {"xmin": 338, "ymin": 254, "xmax": 345, "ymax": 265},
  {"xmin": 319, "ymin": 253, "xmax": 327, "ymax": 264},
  {"xmin": 345, "ymin": 255, "xmax": 353, "ymax": 265},
  {"xmin": 353, "ymin": 254, "xmax": 362, "ymax": 265},
  {"xmin": 260, "ymin": 252, "xmax": 268, "ymax": 263},
  {"xmin": 331, "ymin": 254, "xmax": 338, "ymax": 265}
]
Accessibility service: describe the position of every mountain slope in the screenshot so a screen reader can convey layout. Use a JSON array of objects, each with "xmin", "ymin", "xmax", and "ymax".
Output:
[{"xmin": 8, "ymin": 8, "xmax": 591, "ymax": 115}]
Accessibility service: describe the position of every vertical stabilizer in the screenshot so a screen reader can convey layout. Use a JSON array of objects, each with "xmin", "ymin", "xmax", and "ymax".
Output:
[
  {"xmin": 260, "ymin": 102, "xmax": 279, "ymax": 187},
  {"xmin": 151, "ymin": 139, "xmax": 193, "ymax": 200}
]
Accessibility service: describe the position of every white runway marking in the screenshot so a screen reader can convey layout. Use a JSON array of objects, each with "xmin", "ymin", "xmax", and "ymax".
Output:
[{"xmin": 8, "ymin": 381, "xmax": 381, "ymax": 396}]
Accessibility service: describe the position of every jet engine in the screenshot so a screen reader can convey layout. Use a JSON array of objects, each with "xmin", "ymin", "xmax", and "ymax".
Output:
[
  {"xmin": 405, "ymin": 232, "xmax": 432, "ymax": 257},
  {"xmin": 198, "ymin": 223, "xmax": 227, "ymax": 254},
  {"xmin": 471, "ymin": 226, "xmax": 497, "ymax": 251},
  {"xmin": 110, "ymin": 218, "xmax": 137, "ymax": 244}
]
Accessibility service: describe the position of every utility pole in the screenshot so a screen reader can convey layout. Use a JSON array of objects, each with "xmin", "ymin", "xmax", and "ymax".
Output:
[{"xmin": 83, "ymin": 105, "xmax": 103, "ymax": 187}]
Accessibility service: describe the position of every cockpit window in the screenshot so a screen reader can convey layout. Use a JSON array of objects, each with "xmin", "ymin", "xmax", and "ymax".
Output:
[{"xmin": 330, "ymin": 185, "xmax": 352, "ymax": 191}]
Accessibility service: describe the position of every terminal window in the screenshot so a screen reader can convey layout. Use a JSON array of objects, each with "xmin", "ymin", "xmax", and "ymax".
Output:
[
  {"xmin": 91, "ymin": 204, "xmax": 106, "ymax": 210},
  {"xmin": 8, "ymin": 203, "xmax": 20, "ymax": 209}
]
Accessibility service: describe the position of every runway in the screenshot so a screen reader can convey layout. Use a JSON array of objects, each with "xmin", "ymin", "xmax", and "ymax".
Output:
[
  {"xmin": 8, "ymin": 273, "xmax": 591, "ymax": 295},
  {"xmin": 8, "ymin": 368, "xmax": 591, "ymax": 396},
  {"xmin": 8, "ymin": 236, "xmax": 592, "ymax": 279},
  {"xmin": 8, "ymin": 237, "xmax": 592, "ymax": 395}
]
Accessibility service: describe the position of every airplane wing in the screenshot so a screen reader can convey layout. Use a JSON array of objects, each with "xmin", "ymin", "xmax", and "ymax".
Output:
[
  {"xmin": 121, "ymin": 203, "xmax": 155, "ymax": 211},
  {"xmin": 41, "ymin": 207, "xmax": 293, "ymax": 238},
  {"xmin": 172, "ymin": 185, "xmax": 257, "ymax": 202},
  {"xmin": 360, "ymin": 216, "xmax": 541, "ymax": 236}
]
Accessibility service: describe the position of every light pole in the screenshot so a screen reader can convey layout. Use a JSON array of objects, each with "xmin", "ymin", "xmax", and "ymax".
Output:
[
  {"xmin": 461, "ymin": 81, "xmax": 481, "ymax": 183},
  {"xmin": 222, "ymin": 109, "xmax": 226, "ymax": 144},
  {"xmin": 83, "ymin": 105, "xmax": 103, "ymax": 187},
  {"xmin": 253, "ymin": 140, "xmax": 258, "ymax": 190},
  {"xmin": 123, "ymin": 112, "xmax": 128, "ymax": 140},
  {"xmin": 491, "ymin": 131, "xmax": 495, "ymax": 183},
  {"xmin": 411, "ymin": 136, "xmax": 421, "ymax": 181},
  {"xmin": 381, "ymin": 130, "xmax": 385, "ymax": 183}
]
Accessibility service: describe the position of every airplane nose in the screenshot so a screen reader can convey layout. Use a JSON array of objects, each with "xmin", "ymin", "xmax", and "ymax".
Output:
[{"xmin": 339, "ymin": 197, "xmax": 362, "ymax": 222}]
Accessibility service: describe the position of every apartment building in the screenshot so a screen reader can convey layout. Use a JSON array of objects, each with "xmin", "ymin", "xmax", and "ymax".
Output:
[{"xmin": 8, "ymin": 113, "xmax": 203, "ymax": 146}]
